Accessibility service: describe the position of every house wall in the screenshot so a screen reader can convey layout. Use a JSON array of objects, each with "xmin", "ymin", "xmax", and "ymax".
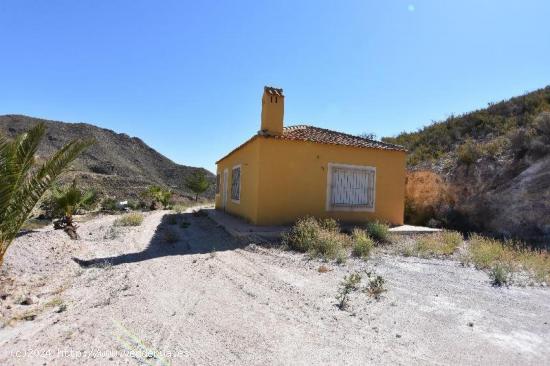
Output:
[
  {"xmin": 215, "ymin": 137, "xmax": 260, "ymax": 223},
  {"xmin": 255, "ymin": 137, "xmax": 406, "ymax": 226},
  {"xmin": 216, "ymin": 136, "xmax": 406, "ymax": 226}
]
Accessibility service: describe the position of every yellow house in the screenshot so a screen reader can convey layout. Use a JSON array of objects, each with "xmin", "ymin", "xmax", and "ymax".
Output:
[{"xmin": 215, "ymin": 86, "xmax": 407, "ymax": 226}]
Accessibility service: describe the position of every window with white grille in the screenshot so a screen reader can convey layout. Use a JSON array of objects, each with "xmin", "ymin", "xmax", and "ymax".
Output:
[
  {"xmin": 327, "ymin": 164, "xmax": 375, "ymax": 211},
  {"xmin": 231, "ymin": 166, "xmax": 241, "ymax": 202}
]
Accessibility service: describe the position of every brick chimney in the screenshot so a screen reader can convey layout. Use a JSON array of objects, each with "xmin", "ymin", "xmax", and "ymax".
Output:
[{"xmin": 260, "ymin": 86, "xmax": 284, "ymax": 135}]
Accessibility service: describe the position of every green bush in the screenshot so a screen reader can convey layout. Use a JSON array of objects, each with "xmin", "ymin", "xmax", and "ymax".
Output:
[
  {"xmin": 282, "ymin": 216, "xmax": 321, "ymax": 253},
  {"xmin": 457, "ymin": 139, "xmax": 480, "ymax": 165},
  {"xmin": 114, "ymin": 213, "xmax": 144, "ymax": 227},
  {"xmin": 351, "ymin": 229, "xmax": 374, "ymax": 258},
  {"xmin": 283, "ymin": 217, "xmax": 350, "ymax": 261},
  {"xmin": 366, "ymin": 221, "xmax": 390, "ymax": 243},
  {"xmin": 101, "ymin": 197, "xmax": 118, "ymax": 211}
]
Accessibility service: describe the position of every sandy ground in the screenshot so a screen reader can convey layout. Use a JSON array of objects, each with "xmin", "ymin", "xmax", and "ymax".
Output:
[{"xmin": 1, "ymin": 209, "xmax": 549, "ymax": 366}]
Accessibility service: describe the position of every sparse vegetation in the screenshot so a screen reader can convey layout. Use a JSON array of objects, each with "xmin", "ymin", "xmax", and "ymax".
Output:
[
  {"xmin": 351, "ymin": 228, "xmax": 374, "ymax": 259},
  {"xmin": 336, "ymin": 272, "xmax": 362, "ymax": 310},
  {"xmin": 283, "ymin": 217, "xmax": 351, "ymax": 261},
  {"xmin": 383, "ymin": 87, "xmax": 550, "ymax": 166},
  {"xmin": 365, "ymin": 272, "xmax": 386, "ymax": 300},
  {"xmin": 114, "ymin": 213, "xmax": 144, "ymax": 227},
  {"xmin": 365, "ymin": 221, "xmax": 390, "ymax": 243},
  {"xmin": 184, "ymin": 171, "xmax": 211, "ymax": 201},
  {"xmin": 464, "ymin": 234, "xmax": 516, "ymax": 270},
  {"xmin": 464, "ymin": 234, "xmax": 550, "ymax": 284},
  {"xmin": 405, "ymin": 231, "xmax": 462, "ymax": 258},
  {"xmin": 0, "ymin": 123, "xmax": 93, "ymax": 265}
]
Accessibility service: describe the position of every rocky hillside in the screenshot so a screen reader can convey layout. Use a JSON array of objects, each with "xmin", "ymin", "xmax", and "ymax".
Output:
[
  {"xmin": 383, "ymin": 86, "xmax": 550, "ymax": 245},
  {"xmin": 0, "ymin": 115, "xmax": 215, "ymax": 200}
]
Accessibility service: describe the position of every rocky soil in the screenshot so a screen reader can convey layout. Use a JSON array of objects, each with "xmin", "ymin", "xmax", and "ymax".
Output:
[{"xmin": 1, "ymin": 209, "xmax": 549, "ymax": 365}]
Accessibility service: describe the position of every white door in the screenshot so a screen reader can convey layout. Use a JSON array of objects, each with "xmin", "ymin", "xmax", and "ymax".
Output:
[{"xmin": 222, "ymin": 169, "xmax": 228, "ymax": 210}]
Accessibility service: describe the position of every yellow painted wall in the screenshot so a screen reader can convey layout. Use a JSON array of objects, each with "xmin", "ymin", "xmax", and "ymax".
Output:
[
  {"xmin": 216, "ymin": 136, "xmax": 406, "ymax": 226},
  {"xmin": 215, "ymin": 137, "xmax": 261, "ymax": 223}
]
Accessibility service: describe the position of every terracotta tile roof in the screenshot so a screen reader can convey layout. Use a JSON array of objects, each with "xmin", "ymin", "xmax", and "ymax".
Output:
[
  {"xmin": 217, "ymin": 125, "xmax": 405, "ymax": 163},
  {"xmin": 264, "ymin": 86, "xmax": 284, "ymax": 97},
  {"xmin": 277, "ymin": 125, "xmax": 406, "ymax": 151}
]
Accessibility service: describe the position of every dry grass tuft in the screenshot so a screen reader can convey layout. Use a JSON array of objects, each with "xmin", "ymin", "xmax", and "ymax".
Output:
[
  {"xmin": 399, "ymin": 231, "xmax": 462, "ymax": 258},
  {"xmin": 114, "ymin": 213, "xmax": 144, "ymax": 227},
  {"xmin": 464, "ymin": 234, "xmax": 550, "ymax": 284},
  {"xmin": 416, "ymin": 231, "xmax": 462, "ymax": 257}
]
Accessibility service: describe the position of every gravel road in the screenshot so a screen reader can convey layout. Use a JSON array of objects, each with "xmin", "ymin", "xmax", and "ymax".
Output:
[{"xmin": 1, "ymin": 209, "xmax": 549, "ymax": 365}]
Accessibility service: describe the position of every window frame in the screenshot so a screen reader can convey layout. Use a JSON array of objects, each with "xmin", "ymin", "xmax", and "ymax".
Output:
[
  {"xmin": 325, "ymin": 163, "xmax": 376, "ymax": 212},
  {"xmin": 231, "ymin": 164, "xmax": 241, "ymax": 204}
]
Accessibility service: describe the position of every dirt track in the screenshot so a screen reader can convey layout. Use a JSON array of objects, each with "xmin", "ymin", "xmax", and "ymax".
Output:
[{"xmin": 1, "ymin": 209, "xmax": 549, "ymax": 365}]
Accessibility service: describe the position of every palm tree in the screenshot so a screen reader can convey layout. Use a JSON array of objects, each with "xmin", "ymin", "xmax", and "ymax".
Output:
[
  {"xmin": 51, "ymin": 180, "xmax": 97, "ymax": 239},
  {"xmin": 0, "ymin": 123, "xmax": 93, "ymax": 265}
]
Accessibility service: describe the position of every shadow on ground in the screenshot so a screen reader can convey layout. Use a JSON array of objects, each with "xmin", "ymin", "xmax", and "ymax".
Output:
[{"xmin": 73, "ymin": 212, "xmax": 245, "ymax": 268}]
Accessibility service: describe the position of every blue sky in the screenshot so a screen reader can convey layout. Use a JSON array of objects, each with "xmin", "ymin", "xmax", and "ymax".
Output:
[{"xmin": 1, "ymin": 1, "xmax": 549, "ymax": 172}]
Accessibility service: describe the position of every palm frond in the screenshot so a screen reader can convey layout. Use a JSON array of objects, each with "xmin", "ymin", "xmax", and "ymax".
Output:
[{"xmin": 0, "ymin": 130, "xmax": 94, "ymax": 248}]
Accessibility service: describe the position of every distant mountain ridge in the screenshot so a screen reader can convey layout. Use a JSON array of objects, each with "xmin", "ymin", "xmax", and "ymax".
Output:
[{"xmin": 0, "ymin": 114, "xmax": 214, "ymax": 200}]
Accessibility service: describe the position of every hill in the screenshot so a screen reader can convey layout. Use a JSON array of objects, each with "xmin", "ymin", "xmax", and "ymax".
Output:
[
  {"xmin": 383, "ymin": 86, "xmax": 550, "ymax": 244},
  {"xmin": 0, "ymin": 115, "xmax": 215, "ymax": 201}
]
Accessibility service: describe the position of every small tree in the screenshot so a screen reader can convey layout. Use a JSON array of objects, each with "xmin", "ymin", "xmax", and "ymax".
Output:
[
  {"xmin": 51, "ymin": 180, "xmax": 97, "ymax": 239},
  {"xmin": 184, "ymin": 171, "xmax": 210, "ymax": 201},
  {"xmin": 0, "ymin": 123, "xmax": 93, "ymax": 265}
]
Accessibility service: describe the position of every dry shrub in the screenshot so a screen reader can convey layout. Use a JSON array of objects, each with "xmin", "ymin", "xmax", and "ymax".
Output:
[
  {"xmin": 283, "ymin": 217, "xmax": 350, "ymax": 261},
  {"xmin": 351, "ymin": 229, "xmax": 374, "ymax": 258},
  {"xmin": 113, "ymin": 213, "xmax": 144, "ymax": 227}
]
